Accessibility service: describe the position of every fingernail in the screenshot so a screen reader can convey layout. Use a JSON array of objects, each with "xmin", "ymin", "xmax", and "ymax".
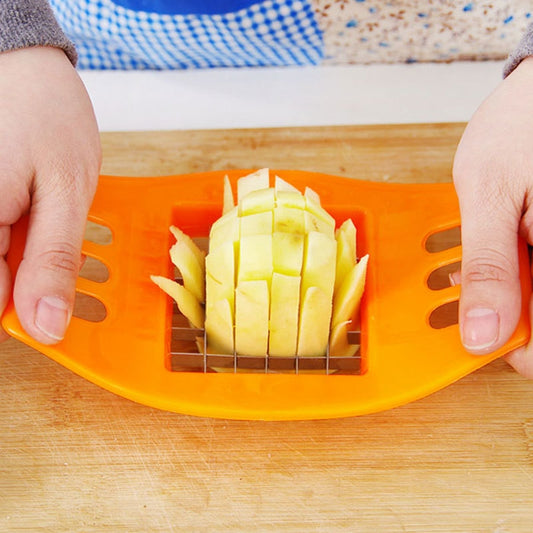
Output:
[
  {"xmin": 462, "ymin": 307, "xmax": 499, "ymax": 351},
  {"xmin": 35, "ymin": 296, "xmax": 70, "ymax": 341}
]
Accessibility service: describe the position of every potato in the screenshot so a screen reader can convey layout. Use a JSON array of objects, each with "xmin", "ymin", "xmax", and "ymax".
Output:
[{"xmin": 153, "ymin": 169, "xmax": 368, "ymax": 358}]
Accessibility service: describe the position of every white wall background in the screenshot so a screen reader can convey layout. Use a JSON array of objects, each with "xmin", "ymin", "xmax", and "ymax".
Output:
[{"xmin": 80, "ymin": 61, "xmax": 504, "ymax": 132}]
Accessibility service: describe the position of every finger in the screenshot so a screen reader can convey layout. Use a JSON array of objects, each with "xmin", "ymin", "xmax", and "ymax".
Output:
[
  {"xmin": 0, "ymin": 226, "xmax": 12, "ymax": 342},
  {"xmin": 454, "ymin": 173, "xmax": 523, "ymax": 355},
  {"xmin": 0, "ymin": 261, "xmax": 12, "ymax": 343},
  {"xmin": 13, "ymin": 174, "xmax": 91, "ymax": 345},
  {"xmin": 504, "ymin": 295, "xmax": 533, "ymax": 379},
  {"xmin": 505, "ymin": 346, "xmax": 533, "ymax": 379},
  {"xmin": 0, "ymin": 225, "xmax": 11, "ymax": 306}
]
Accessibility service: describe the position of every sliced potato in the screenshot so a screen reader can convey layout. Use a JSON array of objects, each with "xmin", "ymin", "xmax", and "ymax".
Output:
[
  {"xmin": 150, "ymin": 275, "xmax": 204, "ymax": 330},
  {"xmin": 301, "ymin": 231, "xmax": 337, "ymax": 299},
  {"xmin": 235, "ymin": 280, "xmax": 269, "ymax": 356},
  {"xmin": 272, "ymin": 231, "xmax": 304, "ymax": 277},
  {"xmin": 334, "ymin": 219, "xmax": 357, "ymax": 295},
  {"xmin": 239, "ymin": 211, "xmax": 273, "ymax": 237},
  {"xmin": 276, "ymin": 189, "xmax": 306, "ymax": 209},
  {"xmin": 237, "ymin": 168, "xmax": 269, "ymax": 202},
  {"xmin": 170, "ymin": 240, "xmax": 205, "ymax": 303},
  {"xmin": 237, "ymin": 234, "xmax": 273, "ymax": 284},
  {"xmin": 297, "ymin": 286, "xmax": 331, "ymax": 356},
  {"xmin": 169, "ymin": 225, "xmax": 206, "ymax": 268},
  {"xmin": 331, "ymin": 254, "xmax": 369, "ymax": 330},
  {"xmin": 205, "ymin": 298, "xmax": 234, "ymax": 354},
  {"xmin": 304, "ymin": 186, "xmax": 321, "ymax": 206},
  {"xmin": 274, "ymin": 205, "xmax": 305, "ymax": 233},
  {"xmin": 208, "ymin": 206, "xmax": 239, "ymax": 252},
  {"xmin": 240, "ymin": 188, "xmax": 276, "ymax": 216},
  {"xmin": 329, "ymin": 320, "xmax": 357, "ymax": 357},
  {"xmin": 269, "ymin": 273, "xmax": 301, "ymax": 356},
  {"xmin": 275, "ymin": 175, "xmax": 299, "ymax": 193},
  {"xmin": 154, "ymin": 169, "xmax": 368, "ymax": 362},
  {"xmin": 223, "ymin": 174, "xmax": 234, "ymax": 215}
]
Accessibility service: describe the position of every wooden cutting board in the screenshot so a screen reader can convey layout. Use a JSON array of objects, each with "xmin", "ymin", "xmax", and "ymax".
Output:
[{"xmin": 1, "ymin": 124, "xmax": 532, "ymax": 532}]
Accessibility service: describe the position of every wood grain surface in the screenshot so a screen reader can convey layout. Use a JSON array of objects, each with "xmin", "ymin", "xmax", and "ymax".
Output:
[{"xmin": 1, "ymin": 124, "xmax": 532, "ymax": 532}]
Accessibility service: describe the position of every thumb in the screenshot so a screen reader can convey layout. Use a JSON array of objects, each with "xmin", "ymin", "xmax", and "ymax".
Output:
[
  {"xmin": 455, "ymin": 179, "xmax": 522, "ymax": 355},
  {"xmin": 13, "ymin": 177, "xmax": 91, "ymax": 345}
]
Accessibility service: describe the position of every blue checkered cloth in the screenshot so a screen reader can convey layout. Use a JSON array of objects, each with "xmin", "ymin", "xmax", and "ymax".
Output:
[{"xmin": 49, "ymin": 0, "xmax": 324, "ymax": 69}]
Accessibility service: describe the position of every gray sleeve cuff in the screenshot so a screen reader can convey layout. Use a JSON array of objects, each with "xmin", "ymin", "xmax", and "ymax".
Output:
[
  {"xmin": 503, "ymin": 21, "xmax": 533, "ymax": 77},
  {"xmin": 0, "ymin": 0, "xmax": 77, "ymax": 65}
]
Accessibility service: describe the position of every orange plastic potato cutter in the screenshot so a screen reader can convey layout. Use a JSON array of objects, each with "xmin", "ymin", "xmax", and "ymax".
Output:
[{"xmin": 2, "ymin": 170, "xmax": 530, "ymax": 420}]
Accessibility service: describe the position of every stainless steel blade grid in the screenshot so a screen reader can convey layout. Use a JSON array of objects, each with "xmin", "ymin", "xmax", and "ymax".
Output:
[{"xmin": 169, "ymin": 305, "xmax": 362, "ymax": 375}]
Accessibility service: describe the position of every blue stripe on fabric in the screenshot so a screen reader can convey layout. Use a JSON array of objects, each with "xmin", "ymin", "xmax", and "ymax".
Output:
[{"xmin": 111, "ymin": 0, "xmax": 258, "ymax": 15}]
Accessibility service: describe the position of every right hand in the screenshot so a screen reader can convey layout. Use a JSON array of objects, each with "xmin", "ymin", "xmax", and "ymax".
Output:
[
  {"xmin": 452, "ymin": 56, "xmax": 533, "ymax": 379},
  {"xmin": 0, "ymin": 46, "xmax": 101, "ymax": 344}
]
